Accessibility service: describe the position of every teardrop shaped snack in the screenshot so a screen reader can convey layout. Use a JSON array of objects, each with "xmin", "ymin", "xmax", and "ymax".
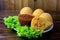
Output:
[{"xmin": 31, "ymin": 17, "xmax": 53, "ymax": 30}]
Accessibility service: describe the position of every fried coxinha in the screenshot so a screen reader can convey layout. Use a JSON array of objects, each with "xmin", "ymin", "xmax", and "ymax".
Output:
[{"xmin": 31, "ymin": 13, "xmax": 53, "ymax": 30}]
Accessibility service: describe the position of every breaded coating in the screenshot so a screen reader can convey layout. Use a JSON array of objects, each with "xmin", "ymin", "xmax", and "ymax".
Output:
[
  {"xmin": 31, "ymin": 17, "xmax": 53, "ymax": 30},
  {"xmin": 20, "ymin": 7, "xmax": 33, "ymax": 15},
  {"xmin": 33, "ymin": 9, "xmax": 44, "ymax": 17}
]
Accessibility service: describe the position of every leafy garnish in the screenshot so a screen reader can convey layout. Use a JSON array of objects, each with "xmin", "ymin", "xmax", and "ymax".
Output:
[
  {"xmin": 4, "ymin": 16, "xmax": 21, "ymax": 29},
  {"xmin": 4, "ymin": 16, "xmax": 44, "ymax": 39}
]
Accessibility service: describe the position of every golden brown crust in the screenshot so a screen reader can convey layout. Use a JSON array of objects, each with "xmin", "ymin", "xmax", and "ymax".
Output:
[
  {"xmin": 40, "ymin": 13, "xmax": 53, "ymax": 23},
  {"xmin": 20, "ymin": 7, "xmax": 33, "ymax": 15},
  {"xmin": 33, "ymin": 9, "xmax": 44, "ymax": 17},
  {"xmin": 31, "ymin": 16, "xmax": 53, "ymax": 30},
  {"xmin": 31, "ymin": 17, "xmax": 45, "ymax": 30}
]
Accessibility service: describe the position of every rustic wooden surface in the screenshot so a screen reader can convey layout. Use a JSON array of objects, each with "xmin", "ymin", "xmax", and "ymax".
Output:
[
  {"xmin": 0, "ymin": 10, "xmax": 60, "ymax": 40},
  {"xmin": 0, "ymin": 0, "xmax": 60, "ymax": 11}
]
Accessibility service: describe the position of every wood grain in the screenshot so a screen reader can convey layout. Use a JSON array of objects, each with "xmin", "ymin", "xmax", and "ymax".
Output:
[
  {"xmin": 28, "ymin": 0, "xmax": 34, "ymax": 10},
  {"xmin": 3, "ymin": 0, "xmax": 23, "ymax": 10},
  {"xmin": 4, "ymin": 0, "xmax": 10, "ymax": 10},
  {"xmin": 0, "ymin": 0, "xmax": 5, "ymax": 10},
  {"xmin": 57, "ymin": 0, "xmax": 60, "ymax": 12},
  {"xmin": 1, "ymin": 0, "xmax": 60, "ymax": 12},
  {"xmin": 13, "ymin": 0, "xmax": 23, "ymax": 10},
  {"xmin": 22, "ymin": 0, "xmax": 34, "ymax": 10},
  {"xmin": 0, "ymin": 0, "xmax": 58, "ymax": 11},
  {"xmin": 34, "ymin": 0, "xmax": 43, "ymax": 9},
  {"xmin": 43, "ymin": 0, "xmax": 57, "ymax": 11},
  {"xmin": 22, "ymin": 0, "xmax": 28, "ymax": 7}
]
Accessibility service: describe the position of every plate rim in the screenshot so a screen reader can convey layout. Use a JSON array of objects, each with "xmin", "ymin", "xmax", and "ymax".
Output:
[{"xmin": 44, "ymin": 25, "xmax": 54, "ymax": 33}]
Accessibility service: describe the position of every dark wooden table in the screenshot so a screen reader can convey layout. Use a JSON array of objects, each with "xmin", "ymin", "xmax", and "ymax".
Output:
[{"xmin": 0, "ymin": 10, "xmax": 60, "ymax": 40}]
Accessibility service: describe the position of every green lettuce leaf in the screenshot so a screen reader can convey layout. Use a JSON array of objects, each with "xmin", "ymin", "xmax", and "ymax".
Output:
[{"xmin": 4, "ymin": 16, "xmax": 44, "ymax": 39}]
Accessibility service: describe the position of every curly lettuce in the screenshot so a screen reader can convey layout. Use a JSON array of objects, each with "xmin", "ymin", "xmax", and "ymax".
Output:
[{"xmin": 4, "ymin": 16, "xmax": 44, "ymax": 39}]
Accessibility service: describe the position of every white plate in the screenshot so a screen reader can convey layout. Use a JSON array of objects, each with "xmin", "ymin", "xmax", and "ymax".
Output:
[{"xmin": 44, "ymin": 25, "xmax": 54, "ymax": 33}]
